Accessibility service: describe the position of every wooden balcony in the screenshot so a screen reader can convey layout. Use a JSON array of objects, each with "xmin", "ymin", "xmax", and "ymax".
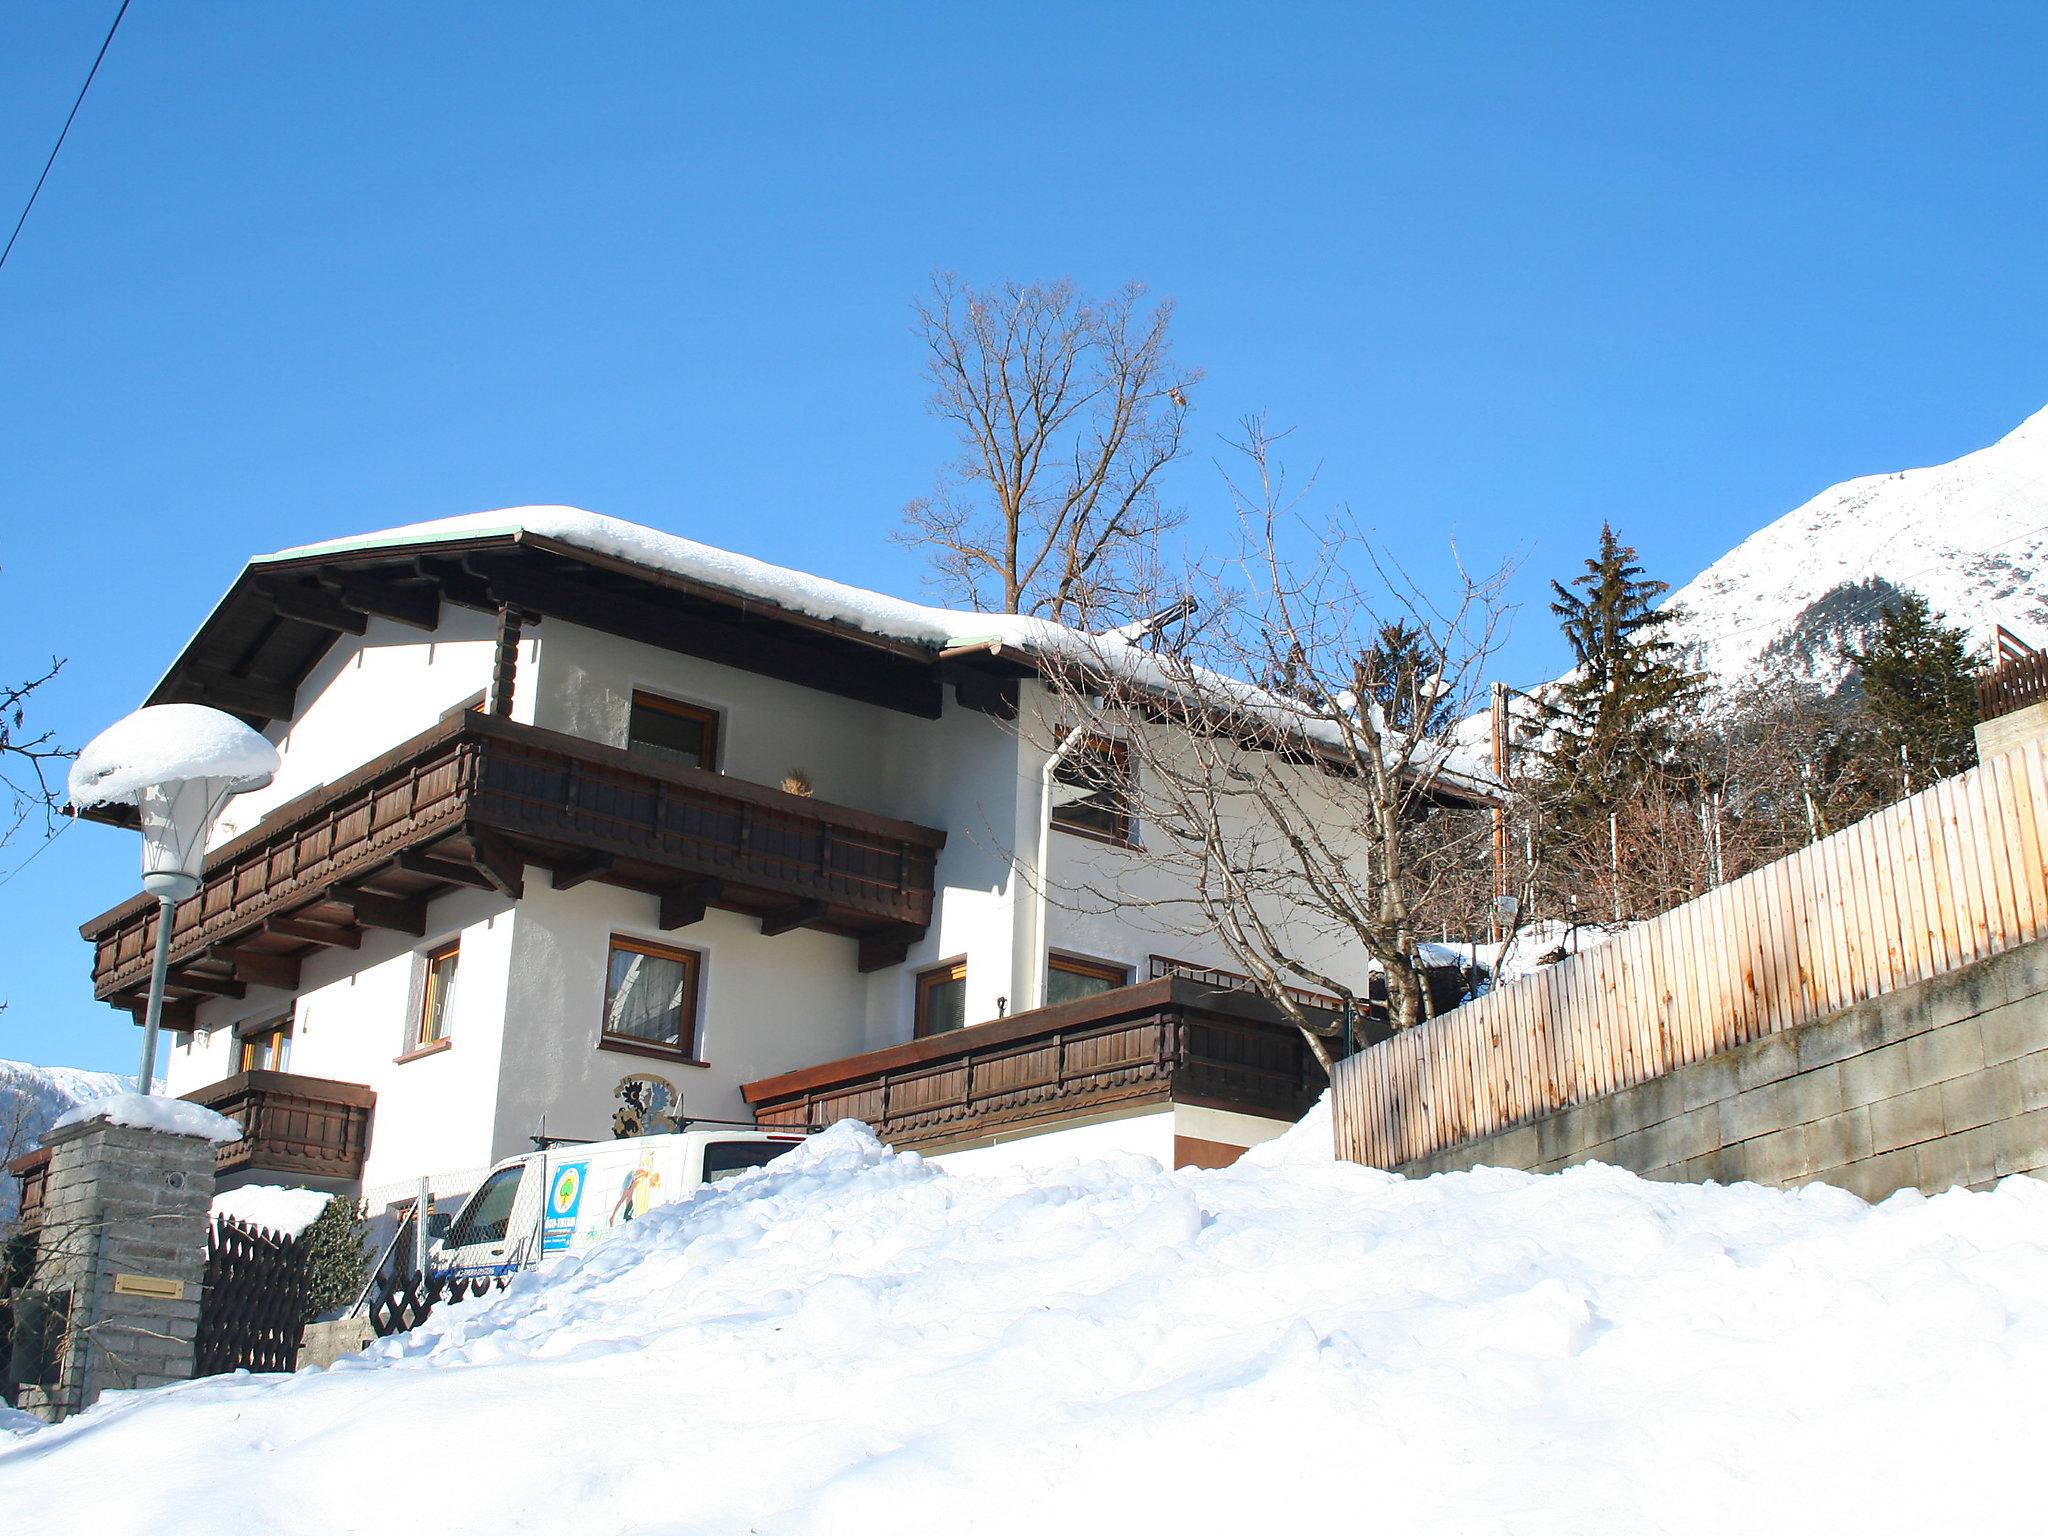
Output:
[
  {"xmin": 743, "ymin": 976, "xmax": 1330, "ymax": 1152},
  {"xmin": 185, "ymin": 1070, "xmax": 376, "ymax": 1184},
  {"xmin": 80, "ymin": 712, "xmax": 948, "ymax": 1020},
  {"xmin": 1979, "ymin": 649, "xmax": 2048, "ymax": 724}
]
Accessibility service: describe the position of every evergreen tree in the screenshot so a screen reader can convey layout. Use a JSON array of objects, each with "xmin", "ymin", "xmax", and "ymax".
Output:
[
  {"xmin": 1847, "ymin": 592, "xmax": 1979, "ymax": 787},
  {"xmin": 1538, "ymin": 524, "xmax": 1703, "ymax": 813},
  {"xmin": 299, "ymin": 1195, "xmax": 368, "ymax": 1325}
]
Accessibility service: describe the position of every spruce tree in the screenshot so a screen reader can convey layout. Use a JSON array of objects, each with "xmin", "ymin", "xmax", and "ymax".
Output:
[
  {"xmin": 1539, "ymin": 523, "xmax": 1702, "ymax": 815},
  {"xmin": 1847, "ymin": 592, "xmax": 1979, "ymax": 787},
  {"xmin": 299, "ymin": 1195, "xmax": 368, "ymax": 1324}
]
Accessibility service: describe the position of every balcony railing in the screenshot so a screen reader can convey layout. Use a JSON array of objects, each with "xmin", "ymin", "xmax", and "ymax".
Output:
[
  {"xmin": 1978, "ymin": 650, "xmax": 2048, "ymax": 724},
  {"xmin": 184, "ymin": 1070, "xmax": 376, "ymax": 1183},
  {"xmin": 743, "ymin": 976, "xmax": 1328, "ymax": 1151},
  {"xmin": 82, "ymin": 712, "xmax": 947, "ymax": 1014}
]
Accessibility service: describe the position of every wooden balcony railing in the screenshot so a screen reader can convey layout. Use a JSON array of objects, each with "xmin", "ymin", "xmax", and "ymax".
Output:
[
  {"xmin": 184, "ymin": 1070, "xmax": 376, "ymax": 1183},
  {"xmin": 82, "ymin": 712, "xmax": 947, "ymax": 1015},
  {"xmin": 744, "ymin": 976, "xmax": 1328, "ymax": 1151},
  {"xmin": 1978, "ymin": 650, "xmax": 2048, "ymax": 724},
  {"xmin": 7, "ymin": 1146, "xmax": 52, "ymax": 1233}
]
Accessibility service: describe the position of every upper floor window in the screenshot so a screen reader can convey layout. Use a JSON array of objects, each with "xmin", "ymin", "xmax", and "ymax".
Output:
[
  {"xmin": 1050, "ymin": 736, "xmax": 1133, "ymax": 844},
  {"xmin": 416, "ymin": 939, "xmax": 460, "ymax": 1049},
  {"xmin": 629, "ymin": 690, "xmax": 720, "ymax": 772},
  {"xmin": 1046, "ymin": 953, "xmax": 1130, "ymax": 1008},
  {"xmin": 602, "ymin": 935, "xmax": 703, "ymax": 1057},
  {"xmin": 237, "ymin": 1012, "xmax": 293, "ymax": 1072},
  {"xmin": 915, "ymin": 960, "xmax": 969, "ymax": 1037}
]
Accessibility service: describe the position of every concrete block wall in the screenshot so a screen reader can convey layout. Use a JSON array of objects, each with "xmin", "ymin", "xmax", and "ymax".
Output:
[{"xmin": 1402, "ymin": 937, "xmax": 2048, "ymax": 1202}]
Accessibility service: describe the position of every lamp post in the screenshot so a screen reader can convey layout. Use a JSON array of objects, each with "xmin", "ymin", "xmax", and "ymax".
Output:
[{"xmin": 69, "ymin": 705, "xmax": 280, "ymax": 1095}]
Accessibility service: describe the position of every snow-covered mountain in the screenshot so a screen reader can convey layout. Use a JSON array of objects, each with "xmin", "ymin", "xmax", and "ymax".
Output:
[
  {"xmin": 1, "ymin": 1058, "xmax": 130, "ymax": 1223},
  {"xmin": 1661, "ymin": 404, "xmax": 2048, "ymax": 693}
]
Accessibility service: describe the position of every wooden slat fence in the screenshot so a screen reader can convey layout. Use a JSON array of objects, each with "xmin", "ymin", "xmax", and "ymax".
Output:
[
  {"xmin": 1333, "ymin": 740, "xmax": 2048, "ymax": 1169},
  {"xmin": 1979, "ymin": 650, "xmax": 2048, "ymax": 723}
]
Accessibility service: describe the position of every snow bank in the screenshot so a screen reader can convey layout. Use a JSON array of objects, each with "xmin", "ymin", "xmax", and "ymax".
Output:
[
  {"xmin": 210, "ymin": 1184, "xmax": 331, "ymax": 1238},
  {"xmin": 48, "ymin": 1092, "xmax": 242, "ymax": 1143},
  {"xmin": 6, "ymin": 1122, "xmax": 2045, "ymax": 1533},
  {"xmin": 67, "ymin": 704, "xmax": 280, "ymax": 808}
]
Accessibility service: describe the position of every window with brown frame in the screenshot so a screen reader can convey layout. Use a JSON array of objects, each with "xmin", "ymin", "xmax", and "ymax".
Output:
[
  {"xmin": 628, "ymin": 690, "xmax": 721, "ymax": 772},
  {"xmin": 237, "ymin": 1012, "xmax": 294, "ymax": 1073},
  {"xmin": 415, "ymin": 940, "xmax": 460, "ymax": 1050},
  {"xmin": 1045, "ymin": 953, "xmax": 1131, "ymax": 1008},
  {"xmin": 1049, "ymin": 736, "xmax": 1134, "ymax": 843},
  {"xmin": 601, "ymin": 935, "xmax": 704, "ymax": 1057},
  {"xmin": 914, "ymin": 959, "xmax": 969, "ymax": 1037}
]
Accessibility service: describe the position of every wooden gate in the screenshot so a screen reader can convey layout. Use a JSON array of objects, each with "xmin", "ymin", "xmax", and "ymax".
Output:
[{"xmin": 196, "ymin": 1216, "xmax": 310, "ymax": 1376}]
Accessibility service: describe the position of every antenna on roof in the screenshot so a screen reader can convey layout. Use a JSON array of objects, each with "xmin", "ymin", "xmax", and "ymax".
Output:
[{"xmin": 1098, "ymin": 595, "xmax": 1199, "ymax": 645}]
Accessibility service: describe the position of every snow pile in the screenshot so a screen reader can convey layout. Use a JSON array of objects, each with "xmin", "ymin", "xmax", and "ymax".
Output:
[
  {"xmin": 67, "ymin": 704, "xmax": 280, "ymax": 808},
  {"xmin": 1663, "ymin": 403, "xmax": 2048, "ymax": 691},
  {"xmin": 210, "ymin": 1184, "xmax": 331, "ymax": 1238},
  {"xmin": 48, "ymin": 1092, "xmax": 242, "ymax": 1144},
  {"xmin": 7, "ymin": 1121, "xmax": 2048, "ymax": 1533},
  {"xmin": 0, "ymin": 1058, "xmax": 131, "ymax": 1223}
]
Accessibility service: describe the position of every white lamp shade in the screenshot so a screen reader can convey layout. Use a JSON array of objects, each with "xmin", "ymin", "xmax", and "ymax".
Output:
[{"xmin": 139, "ymin": 775, "xmax": 262, "ymax": 902}]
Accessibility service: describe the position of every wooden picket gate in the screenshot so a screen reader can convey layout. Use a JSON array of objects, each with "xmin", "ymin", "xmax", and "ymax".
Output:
[
  {"xmin": 195, "ymin": 1215, "xmax": 310, "ymax": 1376},
  {"xmin": 1332, "ymin": 739, "xmax": 2048, "ymax": 1169}
]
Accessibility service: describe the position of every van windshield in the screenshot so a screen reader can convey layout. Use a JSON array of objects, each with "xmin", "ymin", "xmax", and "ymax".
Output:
[
  {"xmin": 702, "ymin": 1141, "xmax": 798, "ymax": 1184},
  {"xmin": 446, "ymin": 1166, "xmax": 523, "ymax": 1248}
]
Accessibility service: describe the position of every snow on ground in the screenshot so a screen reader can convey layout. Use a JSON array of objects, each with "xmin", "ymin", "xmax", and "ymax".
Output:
[
  {"xmin": 210, "ymin": 1185, "xmax": 332, "ymax": 1239},
  {"xmin": 68, "ymin": 703, "xmax": 281, "ymax": 807},
  {"xmin": 1426, "ymin": 919, "xmax": 1627, "ymax": 989},
  {"xmin": 0, "ymin": 1058, "xmax": 131, "ymax": 1223},
  {"xmin": 48, "ymin": 1092, "xmax": 241, "ymax": 1143},
  {"xmin": 5, "ymin": 1118, "xmax": 2046, "ymax": 1534}
]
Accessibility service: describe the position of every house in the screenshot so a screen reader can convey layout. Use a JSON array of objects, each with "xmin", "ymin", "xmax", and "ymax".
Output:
[{"xmin": 73, "ymin": 507, "xmax": 1494, "ymax": 1204}]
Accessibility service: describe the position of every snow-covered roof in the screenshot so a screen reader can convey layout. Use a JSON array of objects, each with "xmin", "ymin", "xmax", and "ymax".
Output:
[{"xmin": 259, "ymin": 508, "xmax": 1503, "ymax": 801}]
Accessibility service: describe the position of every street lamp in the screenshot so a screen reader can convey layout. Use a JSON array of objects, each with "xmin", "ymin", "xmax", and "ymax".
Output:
[{"xmin": 69, "ymin": 704, "xmax": 280, "ymax": 1093}]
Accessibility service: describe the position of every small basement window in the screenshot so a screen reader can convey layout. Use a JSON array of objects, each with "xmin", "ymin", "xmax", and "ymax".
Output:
[
  {"xmin": 1050, "ymin": 736, "xmax": 1133, "ymax": 843},
  {"xmin": 915, "ymin": 960, "xmax": 969, "ymax": 1037},
  {"xmin": 602, "ymin": 936, "xmax": 703, "ymax": 1056},
  {"xmin": 1046, "ymin": 953, "xmax": 1130, "ymax": 1007},
  {"xmin": 628, "ymin": 691, "xmax": 721, "ymax": 772}
]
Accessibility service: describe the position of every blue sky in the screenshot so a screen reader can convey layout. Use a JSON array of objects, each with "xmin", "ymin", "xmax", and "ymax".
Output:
[{"xmin": 2, "ymin": 2, "xmax": 2043, "ymax": 1072}]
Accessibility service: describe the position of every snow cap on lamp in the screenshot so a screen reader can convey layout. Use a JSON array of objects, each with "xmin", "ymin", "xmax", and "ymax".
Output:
[{"xmin": 69, "ymin": 704, "xmax": 281, "ymax": 902}]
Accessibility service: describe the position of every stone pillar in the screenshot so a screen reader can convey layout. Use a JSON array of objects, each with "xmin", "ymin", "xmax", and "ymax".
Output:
[{"xmin": 14, "ymin": 1115, "xmax": 216, "ymax": 1424}]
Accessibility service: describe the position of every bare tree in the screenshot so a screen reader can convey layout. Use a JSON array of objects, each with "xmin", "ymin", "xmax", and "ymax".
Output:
[
  {"xmin": 899, "ymin": 273, "xmax": 1202, "ymax": 625},
  {"xmin": 1023, "ymin": 420, "xmax": 1512, "ymax": 1063},
  {"xmin": 1, "ymin": 653, "xmax": 70, "ymax": 856}
]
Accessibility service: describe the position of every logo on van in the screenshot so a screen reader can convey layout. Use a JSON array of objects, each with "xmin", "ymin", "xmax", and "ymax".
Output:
[{"xmin": 549, "ymin": 1164, "xmax": 583, "ymax": 1217}]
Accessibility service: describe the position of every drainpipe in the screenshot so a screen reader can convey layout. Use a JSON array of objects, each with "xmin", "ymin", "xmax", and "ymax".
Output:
[{"xmin": 1027, "ymin": 703, "xmax": 1102, "ymax": 1013}]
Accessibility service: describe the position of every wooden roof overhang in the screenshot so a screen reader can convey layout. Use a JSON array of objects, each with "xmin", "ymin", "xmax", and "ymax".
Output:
[
  {"xmin": 742, "ymin": 975, "xmax": 1330, "ymax": 1151},
  {"xmin": 80, "ymin": 711, "xmax": 949, "ymax": 1026},
  {"xmin": 142, "ymin": 527, "xmax": 1028, "ymax": 731}
]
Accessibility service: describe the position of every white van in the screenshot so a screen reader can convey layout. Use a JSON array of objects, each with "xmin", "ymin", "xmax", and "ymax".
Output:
[{"xmin": 430, "ymin": 1129, "xmax": 806, "ymax": 1280}]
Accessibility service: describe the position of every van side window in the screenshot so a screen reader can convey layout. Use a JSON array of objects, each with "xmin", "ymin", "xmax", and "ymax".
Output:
[
  {"xmin": 701, "ymin": 1141, "xmax": 799, "ymax": 1184},
  {"xmin": 447, "ymin": 1166, "xmax": 523, "ymax": 1248}
]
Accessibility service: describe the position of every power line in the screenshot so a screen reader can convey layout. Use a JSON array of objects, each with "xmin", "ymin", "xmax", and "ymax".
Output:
[{"xmin": 0, "ymin": 0, "xmax": 133, "ymax": 275}]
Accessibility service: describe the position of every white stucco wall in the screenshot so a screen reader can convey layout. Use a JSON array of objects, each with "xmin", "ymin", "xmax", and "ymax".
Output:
[
  {"xmin": 212, "ymin": 608, "xmax": 514, "ymax": 846},
  {"xmin": 492, "ymin": 882, "xmax": 872, "ymax": 1156}
]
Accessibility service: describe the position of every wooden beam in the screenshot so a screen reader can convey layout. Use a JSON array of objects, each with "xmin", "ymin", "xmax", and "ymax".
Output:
[
  {"xmin": 470, "ymin": 831, "xmax": 526, "ymax": 898},
  {"xmin": 759, "ymin": 899, "xmax": 828, "ymax": 938},
  {"xmin": 948, "ymin": 671, "xmax": 1019, "ymax": 721},
  {"xmin": 550, "ymin": 851, "xmax": 615, "ymax": 891},
  {"xmin": 266, "ymin": 916, "xmax": 363, "ymax": 950},
  {"xmin": 124, "ymin": 995, "xmax": 196, "ymax": 1032},
  {"xmin": 185, "ymin": 665, "xmax": 296, "ymax": 721},
  {"xmin": 475, "ymin": 558, "xmax": 944, "ymax": 720},
  {"xmin": 328, "ymin": 573, "xmax": 440, "ymax": 630},
  {"xmin": 168, "ymin": 969, "xmax": 247, "ymax": 999},
  {"xmin": 857, "ymin": 927, "xmax": 920, "ymax": 974},
  {"xmin": 224, "ymin": 949, "xmax": 302, "ymax": 990},
  {"xmin": 414, "ymin": 555, "xmax": 499, "ymax": 612},
  {"xmin": 335, "ymin": 886, "xmax": 428, "ymax": 936},
  {"xmin": 397, "ymin": 849, "xmax": 495, "ymax": 890},
  {"xmin": 259, "ymin": 579, "xmax": 369, "ymax": 635},
  {"xmin": 657, "ymin": 877, "xmax": 722, "ymax": 930}
]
